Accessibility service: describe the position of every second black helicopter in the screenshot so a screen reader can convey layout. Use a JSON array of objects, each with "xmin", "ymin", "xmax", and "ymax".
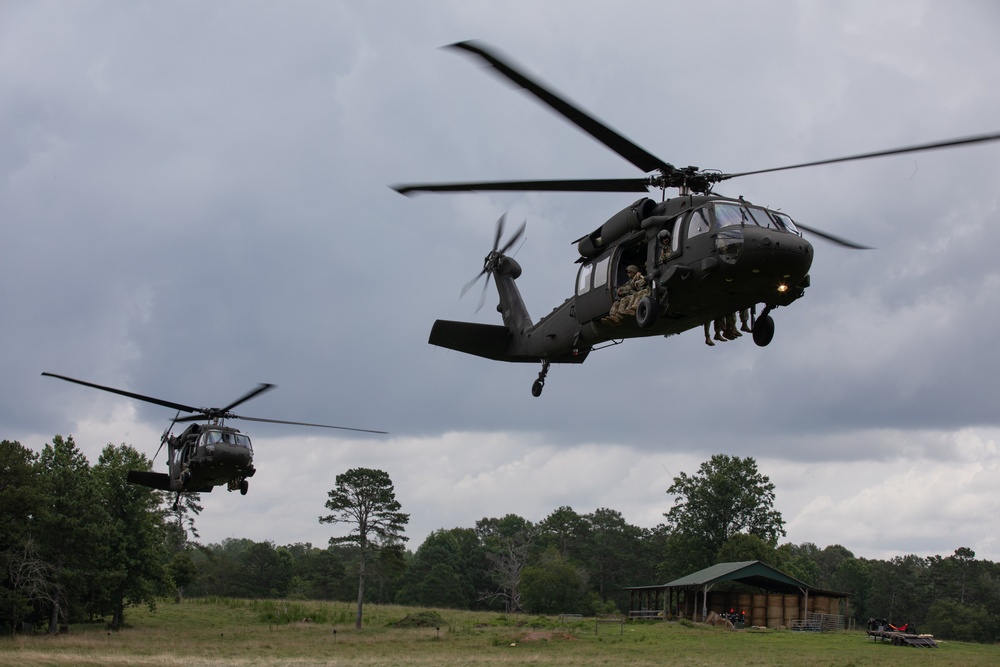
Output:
[{"xmin": 43, "ymin": 372, "xmax": 386, "ymax": 506}]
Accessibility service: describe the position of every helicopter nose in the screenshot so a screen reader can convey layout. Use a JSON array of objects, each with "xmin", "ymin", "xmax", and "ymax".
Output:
[{"xmin": 740, "ymin": 227, "xmax": 813, "ymax": 282}]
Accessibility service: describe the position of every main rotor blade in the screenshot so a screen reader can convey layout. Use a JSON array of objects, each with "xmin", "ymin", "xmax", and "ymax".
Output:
[
  {"xmin": 234, "ymin": 415, "xmax": 388, "ymax": 434},
  {"xmin": 449, "ymin": 41, "xmax": 669, "ymax": 173},
  {"xmin": 220, "ymin": 383, "xmax": 275, "ymax": 414},
  {"xmin": 723, "ymin": 131, "xmax": 1000, "ymax": 180},
  {"xmin": 42, "ymin": 372, "xmax": 199, "ymax": 414},
  {"xmin": 392, "ymin": 178, "xmax": 651, "ymax": 196},
  {"xmin": 795, "ymin": 222, "xmax": 873, "ymax": 250}
]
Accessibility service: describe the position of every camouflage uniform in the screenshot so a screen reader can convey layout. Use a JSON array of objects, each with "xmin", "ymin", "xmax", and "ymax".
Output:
[{"xmin": 606, "ymin": 265, "xmax": 647, "ymax": 322}]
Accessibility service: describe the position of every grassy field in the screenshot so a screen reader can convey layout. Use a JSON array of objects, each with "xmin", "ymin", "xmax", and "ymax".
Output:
[{"xmin": 2, "ymin": 598, "xmax": 998, "ymax": 667}]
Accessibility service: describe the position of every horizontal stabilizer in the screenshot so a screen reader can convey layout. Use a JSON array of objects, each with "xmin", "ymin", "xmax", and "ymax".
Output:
[
  {"xmin": 430, "ymin": 320, "xmax": 517, "ymax": 361},
  {"xmin": 127, "ymin": 470, "xmax": 172, "ymax": 491},
  {"xmin": 429, "ymin": 320, "xmax": 590, "ymax": 364}
]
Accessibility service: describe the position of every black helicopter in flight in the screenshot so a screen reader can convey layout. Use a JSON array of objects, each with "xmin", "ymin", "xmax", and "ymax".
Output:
[
  {"xmin": 42, "ymin": 372, "xmax": 386, "ymax": 506},
  {"xmin": 394, "ymin": 41, "xmax": 1000, "ymax": 397}
]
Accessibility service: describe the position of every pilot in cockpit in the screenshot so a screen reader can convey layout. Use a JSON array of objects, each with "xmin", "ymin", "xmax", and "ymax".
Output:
[{"xmin": 658, "ymin": 230, "xmax": 672, "ymax": 262}]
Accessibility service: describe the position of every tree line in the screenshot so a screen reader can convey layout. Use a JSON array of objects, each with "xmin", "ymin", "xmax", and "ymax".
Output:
[{"xmin": 2, "ymin": 439, "xmax": 999, "ymax": 643}]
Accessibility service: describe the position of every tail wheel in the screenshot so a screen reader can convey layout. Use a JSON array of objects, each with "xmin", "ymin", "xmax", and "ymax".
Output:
[{"xmin": 239, "ymin": 479, "xmax": 249, "ymax": 495}]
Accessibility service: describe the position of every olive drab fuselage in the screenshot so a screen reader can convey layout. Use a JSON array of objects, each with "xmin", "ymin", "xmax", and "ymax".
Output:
[
  {"xmin": 428, "ymin": 193, "xmax": 812, "ymax": 380},
  {"xmin": 399, "ymin": 41, "xmax": 998, "ymax": 396}
]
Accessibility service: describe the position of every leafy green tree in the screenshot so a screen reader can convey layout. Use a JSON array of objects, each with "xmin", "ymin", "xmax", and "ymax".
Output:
[
  {"xmin": 286, "ymin": 544, "xmax": 347, "ymax": 600},
  {"xmin": 240, "ymin": 541, "xmax": 293, "ymax": 598},
  {"xmin": 319, "ymin": 468, "xmax": 408, "ymax": 630},
  {"xmin": 365, "ymin": 542, "xmax": 407, "ymax": 604},
  {"xmin": 521, "ymin": 547, "xmax": 591, "ymax": 615},
  {"xmin": 396, "ymin": 528, "xmax": 485, "ymax": 609},
  {"xmin": 584, "ymin": 508, "xmax": 644, "ymax": 610},
  {"xmin": 93, "ymin": 443, "xmax": 170, "ymax": 628},
  {"xmin": 167, "ymin": 551, "xmax": 198, "ymax": 602},
  {"xmin": 0, "ymin": 440, "xmax": 44, "ymax": 632},
  {"xmin": 663, "ymin": 455, "xmax": 785, "ymax": 574},
  {"xmin": 34, "ymin": 435, "xmax": 107, "ymax": 632},
  {"xmin": 775, "ymin": 542, "xmax": 822, "ymax": 584},
  {"xmin": 866, "ymin": 555, "xmax": 931, "ymax": 624},
  {"xmin": 830, "ymin": 557, "xmax": 872, "ymax": 623},
  {"xmin": 536, "ymin": 506, "xmax": 589, "ymax": 561},
  {"xmin": 164, "ymin": 493, "xmax": 203, "ymax": 554},
  {"xmin": 925, "ymin": 599, "xmax": 998, "ymax": 642},
  {"xmin": 717, "ymin": 533, "xmax": 778, "ymax": 566},
  {"xmin": 814, "ymin": 544, "xmax": 854, "ymax": 588}
]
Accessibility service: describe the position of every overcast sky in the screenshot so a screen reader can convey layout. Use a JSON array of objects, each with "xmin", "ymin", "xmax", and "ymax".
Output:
[{"xmin": 3, "ymin": 0, "xmax": 999, "ymax": 566}]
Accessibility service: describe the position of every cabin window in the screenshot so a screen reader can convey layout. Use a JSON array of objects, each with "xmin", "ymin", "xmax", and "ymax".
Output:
[
  {"xmin": 672, "ymin": 217, "xmax": 683, "ymax": 252},
  {"xmin": 594, "ymin": 257, "xmax": 609, "ymax": 289},
  {"xmin": 577, "ymin": 263, "xmax": 593, "ymax": 296}
]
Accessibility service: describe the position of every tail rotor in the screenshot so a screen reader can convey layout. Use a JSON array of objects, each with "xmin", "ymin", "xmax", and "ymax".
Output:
[
  {"xmin": 153, "ymin": 410, "xmax": 180, "ymax": 462},
  {"xmin": 460, "ymin": 213, "xmax": 526, "ymax": 312}
]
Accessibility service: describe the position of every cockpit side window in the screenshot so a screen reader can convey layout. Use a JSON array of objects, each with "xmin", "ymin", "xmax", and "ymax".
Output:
[
  {"xmin": 771, "ymin": 211, "xmax": 801, "ymax": 235},
  {"xmin": 687, "ymin": 208, "xmax": 712, "ymax": 239},
  {"xmin": 236, "ymin": 434, "xmax": 252, "ymax": 450}
]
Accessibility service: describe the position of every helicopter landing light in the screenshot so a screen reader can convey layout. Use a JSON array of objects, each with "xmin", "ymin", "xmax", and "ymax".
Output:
[{"xmin": 777, "ymin": 284, "xmax": 789, "ymax": 293}]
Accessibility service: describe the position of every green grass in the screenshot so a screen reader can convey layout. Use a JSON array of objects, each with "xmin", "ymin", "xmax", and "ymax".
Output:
[{"xmin": 1, "ymin": 598, "xmax": 997, "ymax": 666}]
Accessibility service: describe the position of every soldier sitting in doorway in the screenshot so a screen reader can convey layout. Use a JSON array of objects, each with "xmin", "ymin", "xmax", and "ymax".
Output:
[{"xmin": 604, "ymin": 264, "xmax": 648, "ymax": 324}]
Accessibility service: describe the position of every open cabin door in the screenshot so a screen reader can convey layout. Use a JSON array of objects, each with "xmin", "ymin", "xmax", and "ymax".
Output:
[
  {"xmin": 574, "ymin": 254, "xmax": 613, "ymax": 324},
  {"xmin": 574, "ymin": 235, "xmax": 647, "ymax": 324}
]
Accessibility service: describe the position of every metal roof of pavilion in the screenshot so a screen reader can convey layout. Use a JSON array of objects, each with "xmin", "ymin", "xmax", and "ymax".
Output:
[{"xmin": 627, "ymin": 560, "xmax": 812, "ymax": 594}]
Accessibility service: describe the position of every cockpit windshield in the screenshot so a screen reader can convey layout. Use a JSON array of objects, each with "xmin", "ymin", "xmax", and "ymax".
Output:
[
  {"xmin": 712, "ymin": 203, "xmax": 801, "ymax": 235},
  {"xmin": 201, "ymin": 429, "xmax": 252, "ymax": 449},
  {"xmin": 713, "ymin": 203, "xmax": 749, "ymax": 228}
]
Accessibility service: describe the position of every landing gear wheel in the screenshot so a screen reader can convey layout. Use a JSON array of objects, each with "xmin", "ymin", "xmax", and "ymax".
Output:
[
  {"xmin": 239, "ymin": 479, "xmax": 249, "ymax": 495},
  {"xmin": 752, "ymin": 314, "xmax": 775, "ymax": 347},
  {"xmin": 635, "ymin": 295, "xmax": 658, "ymax": 329},
  {"xmin": 532, "ymin": 360, "xmax": 550, "ymax": 397}
]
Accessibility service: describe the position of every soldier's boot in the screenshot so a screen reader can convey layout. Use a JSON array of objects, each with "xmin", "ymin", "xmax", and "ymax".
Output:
[{"xmin": 740, "ymin": 311, "xmax": 752, "ymax": 333}]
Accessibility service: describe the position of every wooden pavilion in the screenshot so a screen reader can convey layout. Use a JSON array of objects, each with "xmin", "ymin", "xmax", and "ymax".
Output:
[{"xmin": 625, "ymin": 560, "xmax": 850, "ymax": 629}]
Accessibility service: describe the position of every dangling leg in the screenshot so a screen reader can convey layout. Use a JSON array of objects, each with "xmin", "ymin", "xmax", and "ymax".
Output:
[
  {"xmin": 704, "ymin": 321, "xmax": 715, "ymax": 346},
  {"xmin": 739, "ymin": 308, "xmax": 751, "ymax": 333},
  {"xmin": 725, "ymin": 313, "xmax": 741, "ymax": 339},
  {"xmin": 714, "ymin": 318, "xmax": 726, "ymax": 342}
]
